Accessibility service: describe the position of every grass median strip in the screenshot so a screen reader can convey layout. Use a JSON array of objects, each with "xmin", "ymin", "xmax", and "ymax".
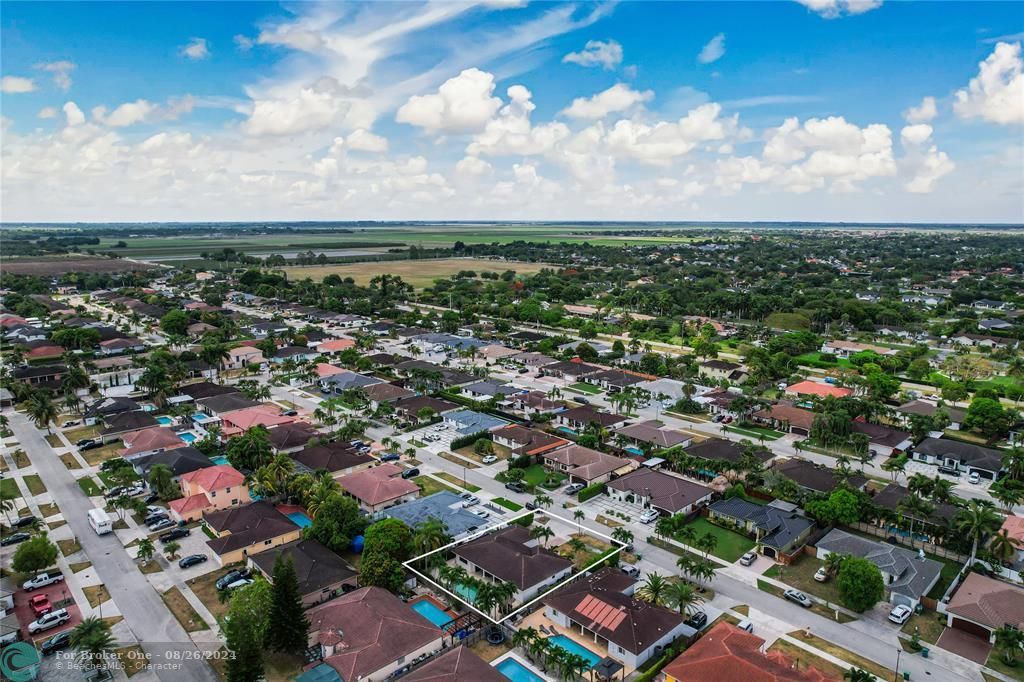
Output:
[
  {"xmin": 161, "ymin": 586, "xmax": 208, "ymax": 632},
  {"xmin": 434, "ymin": 471, "xmax": 480, "ymax": 492},
  {"xmin": 23, "ymin": 474, "xmax": 46, "ymax": 496},
  {"xmin": 77, "ymin": 476, "xmax": 103, "ymax": 496}
]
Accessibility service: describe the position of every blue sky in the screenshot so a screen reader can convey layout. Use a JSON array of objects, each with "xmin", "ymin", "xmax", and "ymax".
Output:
[{"xmin": 2, "ymin": 1, "xmax": 1022, "ymax": 222}]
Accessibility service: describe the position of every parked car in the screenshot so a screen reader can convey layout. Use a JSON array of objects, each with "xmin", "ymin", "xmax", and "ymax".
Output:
[
  {"xmin": 525, "ymin": 501, "xmax": 539, "ymax": 510},
  {"xmin": 684, "ymin": 611, "xmax": 708, "ymax": 630},
  {"xmin": 572, "ymin": 396, "xmax": 589, "ymax": 405},
  {"xmin": 784, "ymin": 589, "xmax": 813, "ymax": 608},
  {"xmin": 282, "ymin": 410, "xmax": 298, "ymax": 417},
  {"xmin": 76, "ymin": 438, "xmax": 97, "ymax": 448},
  {"xmin": 28, "ymin": 609, "xmax": 70, "ymax": 634},
  {"xmin": 144, "ymin": 511, "xmax": 168, "ymax": 524},
  {"xmin": 40, "ymin": 631, "xmax": 72, "ymax": 656},
  {"xmin": 968, "ymin": 472, "xmax": 981, "ymax": 484},
  {"xmin": 13, "ymin": 515, "xmax": 38, "ymax": 528},
  {"xmin": 470, "ymin": 508, "xmax": 490, "ymax": 519},
  {"xmin": 481, "ymin": 455, "xmax": 498, "ymax": 464},
  {"xmin": 564, "ymin": 483, "xmax": 586, "ymax": 495},
  {"xmin": 225, "ymin": 578, "xmax": 254, "ymax": 591},
  {"xmin": 29, "ymin": 594, "xmax": 53, "ymax": 617},
  {"xmin": 504, "ymin": 481, "xmax": 527, "ymax": 494},
  {"xmin": 0, "ymin": 532, "xmax": 31, "ymax": 547},
  {"xmin": 23, "ymin": 571, "xmax": 64, "ymax": 591},
  {"xmin": 148, "ymin": 518, "xmax": 174, "ymax": 532},
  {"xmin": 62, "ymin": 420, "xmax": 81, "ymax": 428},
  {"xmin": 737, "ymin": 619, "xmax": 754, "ymax": 633},
  {"xmin": 178, "ymin": 554, "xmax": 208, "ymax": 569},
  {"xmin": 379, "ymin": 452, "xmax": 401, "ymax": 462},
  {"xmin": 216, "ymin": 569, "xmax": 250, "ymax": 590},
  {"xmin": 813, "ymin": 566, "xmax": 829, "ymax": 583},
  {"xmin": 459, "ymin": 493, "xmax": 480, "ymax": 507},
  {"xmin": 638, "ymin": 509, "xmax": 660, "ymax": 524},
  {"xmin": 160, "ymin": 528, "xmax": 190, "ymax": 543},
  {"xmin": 621, "ymin": 564, "xmax": 641, "ymax": 578},
  {"xmin": 739, "ymin": 551, "xmax": 758, "ymax": 566},
  {"xmin": 401, "ymin": 467, "xmax": 420, "ymax": 479},
  {"xmin": 888, "ymin": 604, "xmax": 913, "ymax": 624}
]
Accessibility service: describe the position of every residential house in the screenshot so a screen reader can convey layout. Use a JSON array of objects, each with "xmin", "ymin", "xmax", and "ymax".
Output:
[
  {"xmin": 707, "ymin": 498, "xmax": 815, "ymax": 561},
  {"xmin": 662, "ymin": 621, "xmax": 836, "ymax": 682},
  {"xmin": 540, "ymin": 360, "xmax": 603, "ymax": 383},
  {"xmin": 556, "ymin": 406, "xmax": 628, "ymax": 432},
  {"xmin": 543, "ymin": 445, "xmax": 635, "ymax": 485},
  {"xmin": 944, "ymin": 572, "xmax": 1024, "ymax": 643},
  {"xmin": 89, "ymin": 356, "xmax": 144, "ymax": 392},
  {"xmin": 815, "ymin": 528, "xmax": 943, "ymax": 609},
  {"xmin": 224, "ymin": 346, "xmax": 267, "ymax": 372},
  {"xmin": 204, "ymin": 501, "xmax": 302, "ymax": 565},
  {"xmin": 318, "ymin": 370, "xmax": 382, "ymax": 395},
  {"xmin": 912, "ymin": 438, "xmax": 1004, "ymax": 480},
  {"xmin": 978, "ymin": 319, "xmax": 1013, "ymax": 332},
  {"xmin": 393, "ymin": 395, "xmax": 460, "ymax": 421},
  {"xmin": 272, "ymin": 346, "xmax": 321, "ymax": 364},
  {"xmin": 121, "ymin": 427, "xmax": 186, "ymax": 458},
  {"xmin": 476, "ymin": 344, "xmax": 520, "ymax": 362},
  {"xmin": 317, "ymin": 338, "xmax": 356, "ymax": 355},
  {"xmin": 772, "ymin": 459, "xmax": 867, "ymax": 496},
  {"xmin": 588, "ymin": 369, "xmax": 647, "ymax": 393},
  {"xmin": 441, "ymin": 409, "xmax": 508, "ymax": 436},
  {"xmin": 753, "ymin": 404, "xmax": 815, "ymax": 437},
  {"xmin": 821, "ymin": 340, "xmax": 898, "ymax": 358},
  {"xmin": 98, "ymin": 337, "xmax": 145, "ymax": 355},
  {"xmin": 362, "ymin": 382, "xmax": 416, "ymax": 411},
  {"xmin": 219, "ymin": 405, "xmax": 297, "ymax": 438},
  {"xmin": 543, "ymin": 567, "xmax": 689, "ymax": 672},
  {"xmin": 401, "ymin": 646, "xmax": 505, "ymax": 682},
  {"xmin": 249, "ymin": 539, "xmax": 358, "ymax": 607},
  {"xmin": 378, "ymin": 491, "xmax": 489, "ymax": 539},
  {"xmin": 492, "ymin": 425, "xmax": 570, "ymax": 459},
  {"xmin": 306, "ymin": 586, "xmax": 444, "ymax": 682},
  {"xmin": 895, "ymin": 400, "xmax": 965, "ymax": 431},
  {"xmin": 869, "ymin": 483, "xmax": 960, "ymax": 540},
  {"xmin": 99, "ymin": 410, "xmax": 159, "ymax": 442},
  {"xmin": 972, "ymin": 299, "xmax": 1012, "ymax": 312},
  {"xmin": 131, "ymin": 446, "xmax": 213, "ymax": 482},
  {"xmin": 686, "ymin": 438, "xmax": 774, "ymax": 469},
  {"xmin": 168, "ymin": 464, "xmax": 251, "ymax": 523},
  {"xmin": 268, "ymin": 422, "xmax": 322, "ymax": 454},
  {"xmin": 292, "ymin": 442, "xmax": 375, "ymax": 478},
  {"xmin": 453, "ymin": 525, "xmax": 574, "ymax": 605},
  {"xmin": 510, "ymin": 390, "xmax": 564, "ymax": 417},
  {"xmin": 508, "ymin": 352, "xmax": 557, "ymax": 368},
  {"xmin": 698, "ymin": 360, "xmax": 748, "ymax": 383},
  {"xmin": 607, "ymin": 469, "xmax": 714, "ymax": 516},
  {"xmin": 998, "ymin": 516, "xmax": 1024, "ymax": 567},
  {"xmin": 459, "ymin": 380, "xmax": 520, "ymax": 402},
  {"xmin": 84, "ymin": 396, "xmax": 140, "ymax": 426},
  {"xmin": 784, "ymin": 381, "xmax": 853, "ymax": 400},
  {"xmin": 337, "ymin": 463, "xmax": 420, "ymax": 512},
  {"xmin": 184, "ymin": 359, "xmax": 218, "ymax": 380},
  {"xmin": 196, "ymin": 392, "xmax": 260, "ymax": 418},
  {"xmin": 851, "ymin": 420, "xmax": 913, "ymax": 457},
  {"xmin": 614, "ymin": 420, "xmax": 692, "ymax": 451}
]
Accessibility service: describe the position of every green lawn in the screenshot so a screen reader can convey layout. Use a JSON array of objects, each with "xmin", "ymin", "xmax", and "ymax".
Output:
[
  {"xmin": 413, "ymin": 475, "xmax": 457, "ymax": 497},
  {"xmin": 22, "ymin": 475, "xmax": 46, "ymax": 496},
  {"xmin": 567, "ymin": 382, "xmax": 603, "ymax": 395},
  {"xmin": 764, "ymin": 555, "xmax": 844, "ymax": 606},
  {"xmin": 98, "ymin": 469, "xmax": 140, "ymax": 487},
  {"xmin": 492, "ymin": 497, "xmax": 523, "ymax": 512},
  {"xmin": 723, "ymin": 425, "xmax": 784, "ymax": 441},
  {"xmin": 926, "ymin": 556, "xmax": 961, "ymax": 600},
  {"xmin": 684, "ymin": 517, "xmax": 755, "ymax": 562},
  {"xmin": 795, "ymin": 351, "xmax": 853, "ymax": 368},
  {"xmin": 0, "ymin": 477, "xmax": 19, "ymax": 499},
  {"xmin": 77, "ymin": 477, "xmax": 103, "ymax": 497}
]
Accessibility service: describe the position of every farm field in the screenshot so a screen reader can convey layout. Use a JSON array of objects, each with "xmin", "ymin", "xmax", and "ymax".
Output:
[
  {"xmin": 282, "ymin": 257, "xmax": 556, "ymax": 288},
  {"xmin": 1, "ymin": 256, "xmax": 161, "ymax": 275}
]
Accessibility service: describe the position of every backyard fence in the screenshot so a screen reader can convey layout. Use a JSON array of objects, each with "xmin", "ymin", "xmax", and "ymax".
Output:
[{"xmin": 845, "ymin": 521, "xmax": 969, "ymax": 563}]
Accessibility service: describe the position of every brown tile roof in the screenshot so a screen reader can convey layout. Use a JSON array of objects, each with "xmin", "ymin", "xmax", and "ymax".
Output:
[
  {"xmin": 544, "ymin": 445, "xmax": 632, "ymax": 482},
  {"xmin": 614, "ymin": 420, "xmax": 691, "ymax": 448},
  {"xmin": 402, "ymin": 646, "xmax": 506, "ymax": 682},
  {"xmin": 607, "ymin": 469, "xmax": 713, "ymax": 513},
  {"xmin": 945, "ymin": 572, "xmax": 1024, "ymax": 631},
  {"xmin": 493, "ymin": 425, "xmax": 569, "ymax": 456},
  {"xmin": 267, "ymin": 422, "xmax": 321, "ymax": 451},
  {"xmin": 205, "ymin": 501, "xmax": 299, "ymax": 556},
  {"xmin": 337, "ymin": 463, "xmax": 419, "ymax": 506},
  {"xmin": 754, "ymin": 404, "xmax": 815, "ymax": 432},
  {"xmin": 308, "ymin": 586, "xmax": 442, "ymax": 682},
  {"xmin": 292, "ymin": 442, "xmax": 374, "ymax": 474},
  {"xmin": 452, "ymin": 525, "xmax": 572, "ymax": 591},
  {"xmin": 663, "ymin": 622, "xmax": 837, "ymax": 682},
  {"xmin": 362, "ymin": 382, "xmax": 416, "ymax": 403},
  {"xmin": 121, "ymin": 427, "xmax": 186, "ymax": 456},
  {"xmin": 250, "ymin": 539, "xmax": 356, "ymax": 598},
  {"xmin": 543, "ymin": 567, "xmax": 685, "ymax": 656}
]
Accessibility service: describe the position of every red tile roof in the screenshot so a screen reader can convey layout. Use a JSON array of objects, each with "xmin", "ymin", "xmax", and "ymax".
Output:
[
  {"xmin": 168, "ymin": 492, "xmax": 212, "ymax": 516},
  {"xmin": 663, "ymin": 622, "xmax": 837, "ymax": 682},
  {"xmin": 337, "ymin": 463, "xmax": 419, "ymax": 506},
  {"xmin": 180, "ymin": 464, "xmax": 245, "ymax": 492},
  {"xmin": 785, "ymin": 381, "xmax": 853, "ymax": 399}
]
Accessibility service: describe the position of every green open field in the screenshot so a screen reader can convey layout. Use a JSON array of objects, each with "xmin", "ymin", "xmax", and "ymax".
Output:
[
  {"xmin": 684, "ymin": 517, "xmax": 755, "ymax": 562},
  {"xmin": 282, "ymin": 257, "xmax": 555, "ymax": 288}
]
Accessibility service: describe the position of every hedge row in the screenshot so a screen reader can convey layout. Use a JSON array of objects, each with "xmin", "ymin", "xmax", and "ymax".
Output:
[
  {"xmin": 578, "ymin": 482, "xmax": 606, "ymax": 503},
  {"xmin": 449, "ymin": 430, "xmax": 488, "ymax": 451}
]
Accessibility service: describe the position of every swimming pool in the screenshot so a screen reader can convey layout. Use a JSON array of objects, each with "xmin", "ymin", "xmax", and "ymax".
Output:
[
  {"xmin": 156, "ymin": 416, "xmax": 174, "ymax": 426},
  {"xmin": 178, "ymin": 431, "xmax": 198, "ymax": 444},
  {"xmin": 547, "ymin": 634, "xmax": 601, "ymax": 667},
  {"xmin": 496, "ymin": 658, "xmax": 545, "ymax": 682},
  {"xmin": 210, "ymin": 455, "xmax": 228, "ymax": 465},
  {"xmin": 453, "ymin": 582, "xmax": 478, "ymax": 602},
  {"xmin": 410, "ymin": 599, "xmax": 452, "ymax": 628},
  {"xmin": 286, "ymin": 511, "xmax": 312, "ymax": 528}
]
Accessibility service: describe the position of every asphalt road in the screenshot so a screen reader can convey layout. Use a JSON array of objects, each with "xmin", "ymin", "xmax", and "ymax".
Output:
[{"xmin": 8, "ymin": 411, "xmax": 218, "ymax": 682}]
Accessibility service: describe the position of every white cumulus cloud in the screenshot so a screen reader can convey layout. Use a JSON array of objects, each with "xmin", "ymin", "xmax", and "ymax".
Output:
[
  {"xmin": 795, "ymin": 0, "xmax": 883, "ymax": 19},
  {"xmin": 345, "ymin": 129, "xmax": 389, "ymax": 153},
  {"xmin": 903, "ymin": 96, "xmax": 937, "ymax": 124},
  {"xmin": 35, "ymin": 61, "xmax": 76, "ymax": 91},
  {"xmin": 467, "ymin": 84, "xmax": 570, "ymax": 157},
  {"xmin": 180, "ymin": 37, "xmax": 210, "ymax": 60},
  {"xmin": 37, "ymin": 107, "xmax": 58, "ymax": 119},
  {"xmin": 63, "ymin": 102, "xmax": 85, "ymax": 126},
  {"xmin": 605, "ymin": 103, "xmax": 739, "ymax": 165},
  {"xmin": 562, "ymin": 39, "xmax": 623, "ymax": 70},
  {"xmin": 95, "ymin": 99, "xmax": 157, "ymax": 128},
  {"xmin": 698, "ymin": 34, "xmax": 726, "ymax": 64},
  {"xmin": 396, "ymin": 68, "xmax": 503, "ymax": 134},
  {"xmin": 561, "ymin": 83, "xmax": 654, "ymax": 120},
  {"xmin": 953, "ymin": 42, "xmax": 1024, "ymax": 125},
  {"xmin": 1, "ymin": 76, "xmax": 36, "ymax": 94}
]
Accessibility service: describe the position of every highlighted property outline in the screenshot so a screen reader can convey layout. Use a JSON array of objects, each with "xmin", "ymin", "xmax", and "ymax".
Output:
[{"xmin": 403, "ymin": 507, "xmax": 627, "ymax": 625}]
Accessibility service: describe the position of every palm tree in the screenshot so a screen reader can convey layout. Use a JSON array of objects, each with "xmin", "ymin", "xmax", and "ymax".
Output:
[
  {"xmin": 532, "ymin": 493, "xmax": 553, "ymax": 509},
  {"xmin": 136, "ymin": 538, "xmax": 155, "ymax": 564},
  {"xmin": 148, "ymin": 463, "xmax": 176, "ymax": 500},
  {"xmin": 413, "ymin": 517, "xmax": 450, "ymax": 556},
  {"xmin": 27, "ymin": 391, "xmax": 57, "ymax": 433},
  {"xmin": 163, "ymin": 541, "xmax": 181, "ymax": 560},
  {"xmin": 994, "ymin": 625, "xmax": 1024, "ymax": 666},
  {"xmin": 676, "ymin": 555, "xmax": 697, "ymax": 583},
  {"xmin": 897, "ymin": 493, "xmax": 934, "ymax": 549},
  {"xmin": 637, "ymin": 572, "xmax": 668, "ymax": 605},
  {"xmin": 573, "ymin": 509, "xmax": 585, "ymax": 534},
  {"xmin": 611, "ymin": 527, "xmax": 633, "ymax": 549},
  {"xmin": 1, "ymin": 489, "xmax": 18, "ymax": 524},
  {"xmin": 512, "ymin": 627, "xmax": 539, "ymax": 659},
  {"xmin": 70, "ymin": 616, "xmax": 114, "ymax": 661},
  {"xmin": 692, "ymin": 561, "xmax": 717, "ymax": 590},
  {"xmin": 843, "ymin": 669, "xmax": 876, "ymax": 682},
  {"xmin": 824, "ymin": 552, "xmax": 848, "ymax": 578},
  {"xmin": 988, "ymin": 528, "xmax": 1022, "ymax": 566},
  {"xmin": 930, "ymin": 476, "xmax": 956, "ymax": 505},
  {"xmin": 907, "ymin": 473, "xmax": 933, "ymax": 497},
  {"xmin": 1001, "ymin": 446, "xmax": 1024, "ymax": 482},
  {"xmin": 664, "ymin": 581, "xmax": 703, "ymax": 615},
  {"xmin": 953, "ymin": 499, "xmax": 1003, "ymax": 567},
  {"xmin": 530, "ymin": 525, "xmax": 555, "ymax": 548}
]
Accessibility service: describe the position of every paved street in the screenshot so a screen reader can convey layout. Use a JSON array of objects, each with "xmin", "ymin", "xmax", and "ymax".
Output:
[{"xmin": 7, "ymin": 411, "xmax": 218, "ymax": 682}]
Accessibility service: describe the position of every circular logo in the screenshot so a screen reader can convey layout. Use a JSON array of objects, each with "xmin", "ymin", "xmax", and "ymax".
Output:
[{"xmin": 0, "ymin": 641, "xmax": 41, "ymax": 682}]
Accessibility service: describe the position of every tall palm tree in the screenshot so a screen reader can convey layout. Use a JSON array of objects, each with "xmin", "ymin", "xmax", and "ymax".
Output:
[
  {"xmin": 413, "ymin": 517, "xmax": 450, "ymax": 556},
  {"xmin": 573, "ymin": 509, "xmax": 585, "ymax": 534},
  {"xmin": 824, "ymin": 552, "xmax": 848, "ymax": 577},
  {"xmin": 665, "ymin": 581, "xmax": 703, "ymax": 615},
  {"xmin": 994, "ymin": 625, "xmax": 1024, "ymax": 666},
  {"xmin": 637, "ymin": 573, "xmax": 668, "ymax": 605},
  {"xmin": 953, "ymin": 499, "xmax": 1003, "ymax": 566},
  {"xmin": 988, "ymin": 529, "xmax": 1022, "ymax": 566},
  {"xmin": 611, "ymin": 527, "xmax": 633, "ymax": 549},
  {"xmin": 897, "ymin": 493, "xmax": 934, "ymax": 549},
  {"xmin": 532, "ymin": 493, "xmax": 553, "ymax": 509},
  {"xmin": 930, "ymin": 476, "xmax": 956, "ymax": 505},
  {"xmin": 530, "ymin": 525, "xmax": 555, "ymax": 548},
  {"xmin": 70, "ymin": 616, "xmax": 114, "ymax": 661},
  {"xmin": 27, "ymin": 391, "xmax": 58, "ymax": 433},
  {"xmin": 512, "ymin": 627, "xmax": 539, "ymax": 659},
  {"xmin": 148, "ymin": 463, "xmax": 176, "ymax": 500}
]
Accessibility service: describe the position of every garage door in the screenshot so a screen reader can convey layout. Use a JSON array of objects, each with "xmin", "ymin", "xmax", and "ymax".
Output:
[
  {"xmin": 951, "ymin": 617, "xmax": 991, "ymax": 639},
  {"xmin": 968, "ymin": 468, "xmax": 995, "ymax": 481}
]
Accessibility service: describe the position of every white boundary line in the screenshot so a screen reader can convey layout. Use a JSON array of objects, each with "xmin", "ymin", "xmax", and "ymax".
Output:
[{"xmin": 403, "ymin": 508, "xmax": 626, "ymax": 625}]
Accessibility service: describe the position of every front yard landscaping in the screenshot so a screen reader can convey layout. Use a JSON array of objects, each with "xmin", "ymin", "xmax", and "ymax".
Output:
[
  {"xmin": 45, "ymin": 434, "xmax": 64, "ymax": 448},
  {"xmin": 433, "ymin": 471, "xmax": 480, "ymax": 492},
  {"xmin": 161, "ymin": 586, "xmax": 208, "ymax": 632},
  {"xmin": 763, "ymin": 556, "xmax": 844, "ymax": 605},
  {"xmin": 723, "ymin": 424, "xmax": 784, "ymax": 441},
  {"xmin": 187, "ymin": 568, "xmax": 236, "ymax": 620},
  {"xmin": 497, "ymin": 463, "xmax": 566, "ymax": 491},
  {"xmin": 766, "ymin": 639, "xmax": 846, "ymax": 681},
  {"xmin": 83, "ymin": 584, "xmax": 111, "ymax": 608},
  {"xmin": 59, "ymin": 453, "xmax": 82, "ymax": 469},
  {"xmin": 57, "ymin": 538, "xmax": 81, "ymax": 557},
  {"xmin": 11, "ymin": 450, "xmax": 30, "ymax": 468},
  {"xmin": 37, "ymin": 502, "xmax": 59, "ymax": 518},
  {"xmin": 81, "ymin": 442, "xmax": 123, "ymax": 466},
  {"xmin": 22, "ymin": 474, "xmax": 46, "ymax": 496},
  {"xmin": 900, "ymin": 610, "xmax": 946, "ymax": 645},
  {"xmin": 77, "ymin": 476, "xmax": 103, "ymax": 497},
  {"xmin": 492, "ymin": 497, "xmax": 523, "ymax": 512},
  {"xmin": 793, "ymin": 632, "xmax": 893, "ymax": 681},
  {"xmin": 684, "ymin": 517, "xmax": 755, "ymax": 562},
  {"xmin": 0, "ymin": 477, "xmax": 18, "ymax": 499},
  {"xmin": 567, "ymin": 382, "xmax": 603, "ymax": 395},
  {"xmin": 413, "ymin": 475, "xmax": 458, "ymax": 497},
  {"xmin": 439, "ymin": 451, "xmax": 479, "ymax": 468},
  {"xmin": 65, "ymin": 425, "xmax": 100, "ymax": 442}
]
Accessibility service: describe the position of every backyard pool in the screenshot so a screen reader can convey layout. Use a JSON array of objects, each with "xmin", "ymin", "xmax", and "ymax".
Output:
[
  {"xmin": 410, "ymin": 599, "xmax": 452, "ymax": 628},
  {"xmin": 178, "ymin": 431, "xmax": 198, "ymax": 444},
  {"xmin": 453, "ymin": 582, "xmax": 479, "ymax": 602},
  {"xmin": 210, "ymin": 455, "xmax": 228, "ymax": 465},
  {"xmin": 496, "ymin": 658, "xmax": 545, "ymax": 682},
  {"xmin": 286, "ymin": 511, "xmax": 312, "ymax": 528},
  {"xmin": 547, "ymin": 634, "xmax": 601, "ymax": 667},
  {"xmin": 156, "ymin": 416, "xmax": 174, "ymax": 426}
]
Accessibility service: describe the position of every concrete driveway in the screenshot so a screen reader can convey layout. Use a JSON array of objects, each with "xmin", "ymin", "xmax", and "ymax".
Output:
[{"xmin": 936, "ymin": 627, "xmax": 992, "ymax": 664}]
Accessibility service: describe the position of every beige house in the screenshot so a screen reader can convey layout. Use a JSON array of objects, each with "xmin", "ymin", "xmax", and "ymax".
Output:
[
  {"xmin": 224, "ymin": 345, "xmax": 267, "ymax": 371},
  {"xmin": 168, "ymin": 464, "xmax": 250, "ymax": 523},
  {"xmin": 204, "ymin": 501, "xmax": 302, "ymax": 565}
]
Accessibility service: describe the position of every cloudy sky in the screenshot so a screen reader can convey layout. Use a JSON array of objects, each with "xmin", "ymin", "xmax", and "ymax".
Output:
[{"xmin": 2, "ymin": 1, "xmax": 1022, "ymax": 223}]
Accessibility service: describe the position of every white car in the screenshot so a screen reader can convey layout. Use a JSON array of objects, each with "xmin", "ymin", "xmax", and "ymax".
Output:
[
  {"xmin": 638, "ymin": 509, "xmax": 659, "ymax": 524},
  {"xmin": 968, "ymin": 472, "xmax": 981, "ymax": 484},
  {"xmin": 226, "ymin": 578, "xmax": 254, "ymax": 591},
  {"xmin": 481, "ymin": 455, "xmax": 498, "ymax": 464},
  {"xmin": 460, "ymin": 494, "xmax": 480, "ymax": 507},
  {"xmin": 813, "ymin": 567, "xmax": 829, "ymax": 583},
  {"xmin": 888, "ymin": 604, "xmax": 913, "ymax": 624},
  {"xmin": 28, "ymin": 609, "xmax": 70, "ymax": 634},
  {"xmin": 470, "ymin": 508, "xmax": 489, "ymax": 519}
]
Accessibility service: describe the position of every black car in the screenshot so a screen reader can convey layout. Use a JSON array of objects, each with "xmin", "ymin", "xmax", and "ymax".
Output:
[
  {"xmin": 524, "ymin": 501, "xmax": 539, "ymax": 510},
  {"xmin": 0, "ymin": 532, "xmax": 31, "ymax": 546},
  {"xmin": 12, "ymin": 515, "xmax": 38, "ymax": 528},
  {"xmin": 400, "ymin": 467, "xmax": 420, "ymax": 479},
  {"xmin": 160, "ymin": 528, "xmax": 190, "ymax": 543},
  {"xmin": 216, "ymin": 569, "xmax": 250, "ymax": 590},
  {"xmin": 684, "ymin": 611, "xmax": 708, "ymax": 630},
  {"xmin": 504, "ymin": 481, "xmax": 527, "ymax": 494},
  {"xmin": 77, "ymin": 439, "xmax": 102, "ymax": 451},
  {"xmin": 379, "ymin": 452, "xmax": 401, "ymax": 462},
  {"xmin": 41, "ymin": 631, "xmax": 71, "ymax": 656},
  {"xmin": 178, "ymin": 554, "xmax": 208, "ymax": 569},
  {"xmin": 144, "ymin": 493, "xmax": 160, "ymax": 504},
  {"xmin": 144, "ymin": 511, "xmax": 168, "ymax": 524},
  {"xmin": 282, "ymin": 410, "xmax": 298, "ymax": 417}
]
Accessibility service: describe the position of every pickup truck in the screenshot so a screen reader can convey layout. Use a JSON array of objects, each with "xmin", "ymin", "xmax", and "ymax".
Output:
[
  {"xmin": 29, "ymin": 594, "xmax": 52, "ymax": 617},
  {"xmin": 23, "ymin": 572, "xmax": 64, "ymax": 591}
]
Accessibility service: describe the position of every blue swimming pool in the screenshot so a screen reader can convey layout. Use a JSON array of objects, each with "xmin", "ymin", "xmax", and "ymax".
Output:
[
  {"xmin": 547, "ymin": 634, "xmax": 601, "ymax": 667},
  {"xmin": 453, "ymin": 582, "xmax": 478, "ymax": 602},
  {"xmin": 178, "ymin": 432, "xmax": 198, "ymax": 444},
  {"xmin": 410, "ymin": 600, "xmax": 452, "ymax": 628},
  {"xmin": 286, "ymin": 511, "xmax": 312, "ymax": 528},
  {"xmin": 156, "ymin": 416, "xmax": 174, "ymax": 426},
  {"xmin": 210, "ymin": 455, "xmax": 228, "ymax": 465},
  {"xmin": 496, "ymin": 658, "xmax": 545, "ymax": 682}
]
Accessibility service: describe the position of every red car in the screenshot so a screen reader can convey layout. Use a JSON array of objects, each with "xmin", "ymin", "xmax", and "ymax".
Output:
[{"xmin": 28, "ymin": 594, "xmax": 52, "ymax": 617}]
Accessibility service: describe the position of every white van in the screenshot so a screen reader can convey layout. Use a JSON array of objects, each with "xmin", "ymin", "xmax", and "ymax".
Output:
[{"xmin": 87, "ymin": 508, "xmax": 113, "ymax": 535}]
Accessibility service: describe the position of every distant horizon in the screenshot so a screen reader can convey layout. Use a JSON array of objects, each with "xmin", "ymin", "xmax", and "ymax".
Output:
[{"xmin": 2, "ymin": 220, "xmax": 1023, "ymax": 229}]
